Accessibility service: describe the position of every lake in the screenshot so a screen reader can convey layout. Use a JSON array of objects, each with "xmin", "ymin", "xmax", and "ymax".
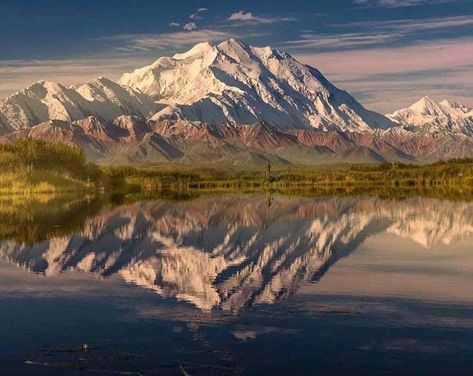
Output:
[{"xmin": 0, "ymin": 194, "xmax": 472, "ymax": 375}]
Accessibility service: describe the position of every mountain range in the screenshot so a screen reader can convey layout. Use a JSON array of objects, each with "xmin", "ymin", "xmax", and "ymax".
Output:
[{"xmin": 1, "ymin": 39, "xmax": 472, "ymax": 164}]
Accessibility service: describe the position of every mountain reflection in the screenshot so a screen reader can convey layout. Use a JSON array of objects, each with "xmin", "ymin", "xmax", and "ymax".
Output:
[{"xmin": 1, "ymin": 195, "xmax": 473, "ymax": 312}]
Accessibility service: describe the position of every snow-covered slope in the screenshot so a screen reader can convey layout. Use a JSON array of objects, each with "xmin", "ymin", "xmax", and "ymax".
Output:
[
  {"xmin": 76, "ymin": 77, "xmax": 158, "ymax": 120},
  {"xmin": 0, "ymin": 81, "xmax": 93, "ymax": 132},
  {"xmin": 0, "ymin": 78, "xmax": 159, "ymax": 134},
  {"xmin": 119, "ymin": 39, "xmax": 393, "ymax": 132},
  {"xmin": 387, "ymin": 96, "xmax": 473, "ymax": 137}
]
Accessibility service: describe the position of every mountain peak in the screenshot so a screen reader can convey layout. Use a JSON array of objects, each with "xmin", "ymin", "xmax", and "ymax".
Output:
[
  {"xmin": 172, "ymin": 41, "xmax": 215, "ymax": 60},
  {"xmin": 217, "ymin": 38, "xmax": 249, "ymax": 51},
  {"xmin": 409, "ymin": 96, "xmax": 440, "ymax": 113},
  {"xmin": 119, "ymin": 39, "xmax": 393, "ymax": 132},
  {"xmin": 170, "ymin": 39, "xmax": 254, "ymax": 61},
  {"xmin": 24, "ymin": 80, "xmax": 68, "ymax": 95},
  {"xmin": 404, "ymin": 96, "xmax": 472, "ymax": 116},
  {"xmin": 387, "ymin": 96, "xmax": 473, "ymax": 137},
  {"xmin": 440, "ymin": 99, "xmax": 468, "ymax": 110},
  {"xmin": 96, "ymin": 76, "xmax": 115, "ymax": 85}
]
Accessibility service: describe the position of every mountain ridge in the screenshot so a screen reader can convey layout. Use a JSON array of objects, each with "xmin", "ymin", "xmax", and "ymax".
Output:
[
  {"xmin": 1, "ymin": 39, "xmax": 472, "ymax": 164},
  {"xmin": 387, "ymin": 96, "xmax": 473, "ymax": 137}
]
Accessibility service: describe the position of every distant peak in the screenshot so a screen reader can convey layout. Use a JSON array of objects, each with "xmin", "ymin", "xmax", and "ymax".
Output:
[
  {"xmin": 440, "ymin": 99, "xmax": 452, "ymax": 107},
  {"xmin": 440, "ymin": 99, "xmax": 467, "ymax": 109},
  {"xmin": 90, "ymin": 76, "xmax": 118, "ymax": 86},
  {"xmin": 418, "ymin": 96, "xmax": 436, "ymax": 104},
  {"xmin": 33, "ymin": 80, "xmax": 60, "ymax": 87},
  {"xmin": 20, "ymin": 80, "xmax": 67, "ymax": 96},
  {"xmin": 409, "ymin": 96, "xmax": 440, "ymax": 113},
  {"xmin": 217, "ymin": 38, "xmax": 250, "ymax": 51},
  {"xmin": 173, "ymin": 41, "xmax": 215, "ymax": 59},
  {"xmin": 220, "ymin": 38, "xmax": 246, "ymax": 46},
  {"xmin": 406, "ymin": 96, "xmax": 472, "ymax": 115}
]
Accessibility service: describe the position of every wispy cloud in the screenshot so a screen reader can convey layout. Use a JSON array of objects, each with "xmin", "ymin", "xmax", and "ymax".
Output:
[
  {"xmin": 227, "ymin": 11, "xmax": 296, "ymax": 25},
  {"xmin": 350, "ymin": 16, "xmax": 473, "ymax": 33},
  {"xmin": 354, "ymin": 0, "xmax": 455, "ymax": 8},
  {"xmin": 104, "ymin": 29, "xmax": 234, "ymax": 53},
  {"xmin": 189, "ymin": 7, "xmax": 208, "ymax": 20},
  {"xmin": 169, "ymin": 22, "xmax": 180, "ymax": 28},
  {"xmin": 284, "ymin": 32, "xmax": 393, "ymax": 49},
  {"xmin": 285, "ymin": 16, "xmax": 473, "ymax": 51},
  {"xmin": 185, "ymin": 8, "xmax": 210, "ymax": 29}
]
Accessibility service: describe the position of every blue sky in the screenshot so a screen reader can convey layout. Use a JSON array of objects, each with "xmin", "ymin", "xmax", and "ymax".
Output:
[{"xmin": 0, "ymin": 0, "xmax": 472, "ymax": 112}]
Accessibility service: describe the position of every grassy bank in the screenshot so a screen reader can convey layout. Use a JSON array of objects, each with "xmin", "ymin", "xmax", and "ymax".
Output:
[
  {"xmin": 0, "ymin": 139, "xmax": 105, "ymax": 194},
  {"xmin": 106, "ymin": 159, "xmax": 473, "ymax": 193},
  {"xmin": 1, "ymin": 139, "xmax": 472, "ymax": 197}
]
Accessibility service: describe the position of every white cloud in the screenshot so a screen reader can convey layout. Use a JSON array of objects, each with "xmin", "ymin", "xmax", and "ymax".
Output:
[
  {"xmin": 197, "ymin": 8, "xmax": 208, "ymax": 13},
  {"xmin": 228, "ymin": 11, "xmax": 296, "ymax": 25},
  {"xmin": 169, "ymin": 22, "xmax": 180, "ymax": 28},
  {"xmin": 228, "ymin": 11, "xmax": 262, "ymax": 22},
  {"xmin": 183, "ymin": 22, "xmax": 197, "ymax": 31}
]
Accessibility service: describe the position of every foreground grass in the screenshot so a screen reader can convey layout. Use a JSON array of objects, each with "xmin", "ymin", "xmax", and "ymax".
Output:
[{"xmin": 0, "ymin": 139, "xmax": 106, "ymax": 194}]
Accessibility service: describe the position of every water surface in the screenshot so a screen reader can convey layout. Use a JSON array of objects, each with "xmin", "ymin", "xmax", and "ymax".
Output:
[{"xmin": 0, "ymin": 194, "xmax": 472, "ymax": 375}]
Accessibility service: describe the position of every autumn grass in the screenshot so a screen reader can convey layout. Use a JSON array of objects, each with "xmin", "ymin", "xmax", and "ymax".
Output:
[
  {"xmin": 0, "ymin": 139, "xmax": 106, "ymax": 194},
  {"xmin": 1, "ymin": 139, "xmax": 472, "ymax": 198},
  {"xmin": 106, "ymin": 159, "xmax": 473, "ymax": 198}
]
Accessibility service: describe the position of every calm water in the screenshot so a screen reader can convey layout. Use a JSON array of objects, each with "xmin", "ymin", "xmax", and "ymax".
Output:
[{"xmin": 0, "ymin": 194, "xmax": 472, "ymax": 375}]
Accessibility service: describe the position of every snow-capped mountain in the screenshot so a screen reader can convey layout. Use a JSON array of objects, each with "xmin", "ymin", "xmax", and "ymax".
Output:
[
  {"xmin": 0, "ymin": 81, "xmax": 92, "ymax": 131},
  {"xmin": 119, "ymin": 39, "xmax": 392, "ymax": 132},
  {"xmin": 387, "ymin": 96, "xmax": 473, "ymax": 137},
  {"xmin": 0, "ymin": 77, "xmax": 158, "ymax": 133},
  {"xmin": 76, "ymin": 77, "xmax": 159, "ymax": 120},
  {"xmin": 0, "ymin": 39, "xmax": 472, "ymax": 163}
]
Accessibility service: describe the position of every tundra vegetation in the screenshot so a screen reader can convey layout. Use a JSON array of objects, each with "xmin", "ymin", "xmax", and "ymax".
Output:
[
  {"xmin": 0, "ymin": 139, "xmax": 104, "ymax": 194},
  {"xmin": 0, "ymin": 139, "xmax": 472, "ymax": 200}
]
